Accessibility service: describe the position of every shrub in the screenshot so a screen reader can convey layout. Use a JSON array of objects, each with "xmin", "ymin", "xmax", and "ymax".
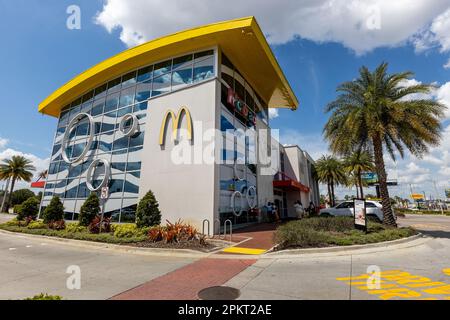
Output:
[
  {"xmin": 88, "ymin": 216, "xmax": 111, "ymax": 234},
  {"xmin": 14, "ymin": 204, "xmax": 22, "ymax": 215},
  {"xmin": 65, "ymin": 223, "xmax": 87, "ymax": 233},
  {"xmin": 27, "ymin": 221, "xmax": 47, "ymax": 230},
  {"xmin": 48, "ymin": 220, "xmax": 66, "ymax": 231},
  {"xmin": 136, "ymin": 190, "xmax": 161, "ymax": 228},
  {"xmin": 10, "ymin": 189, "xmax": 35, "ymax": 206},
  {"xmin": 113, "ymin": 224, "xmax": 145, "ymax": 238},
  {"xmin": 79, "ymin": 193, "xmax": 100, "ymax": 226},
  {"xmin": 24, "ymin": 293, "xmax": 62, "ymax": 300},
  {"xmin": 17, "ymin": 197, "xmax": 40, "ymax": 221},
  {"xmin": 42, "ymin": 196, "xmax": 64, "ymax": 224},
  {"xmin": 148, "ymin": 220, "xmax": 198, "ymax": 243}
]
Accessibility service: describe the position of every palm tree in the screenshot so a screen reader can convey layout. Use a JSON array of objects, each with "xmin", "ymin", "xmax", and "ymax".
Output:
[
  {"xmin": 324, "ymin": 63, "xmax": 446, "ymax": 227},
  {"xmin": 37, "ymin": 170, "xmax": 48, "ymax": 181},
  {"xmin": 0, "ymin": 171, "xmax": 10, "ymax": 213},
  {"xmin": 315, "ymin": 155, "xmax": 347, "ymax": 207},
  {"xmin": 0, "ymin": 156, "xmax": 36, "ymax": 211},
  {"xmin": 343, "ymin": 151, "xmax": 374, "ymax": 199}
]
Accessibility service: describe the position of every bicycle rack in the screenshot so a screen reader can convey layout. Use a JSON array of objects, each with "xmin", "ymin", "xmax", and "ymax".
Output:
[
  {"xmin": 202, "ymin": 219, "xmax": 211, "ymax": 238},
  {"xmin": 224, "ymin": 219, "xmax": 233, "ymax": 242},
  {"xmin": 214, "ymin": 219, "xmax": 221, "ymax": 239}
]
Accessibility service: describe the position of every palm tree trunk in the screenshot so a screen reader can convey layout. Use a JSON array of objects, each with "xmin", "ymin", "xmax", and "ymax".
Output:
[
  {"xmin": 358, "ymin": 168, "xmax": 364, "ymax": 199},
  {"xmin": 372, "ymin": 136, "xmax": 397, "ymax": 227},
  {"xmin": 0, "ymin": 178, "xmax": 10, "ymax": 213},
  {"xmin": 355, "ymin": 182, "xmax": 360, "ymax": 198},
  {"xmin": 7, "ymin": 178, "xmax": 16, "ymax": 211},
  {"xmin": 330, "ymin": 177, "xmax": 336, "ymax": 207},
  {"xmin": 327, "ymin": 181, "xmax": 332, "ymax": 207}
]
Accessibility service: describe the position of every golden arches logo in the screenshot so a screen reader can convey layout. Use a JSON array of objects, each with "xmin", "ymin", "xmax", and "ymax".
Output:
[{"xmin": 159, "ymin": 107, "xmax": 193, "ymax": 146}]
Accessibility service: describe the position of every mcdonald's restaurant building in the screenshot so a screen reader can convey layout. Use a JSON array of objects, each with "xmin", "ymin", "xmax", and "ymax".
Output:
[{"xmin": 38, "ymin": 17, "xmax": 319, "ymax": 230}]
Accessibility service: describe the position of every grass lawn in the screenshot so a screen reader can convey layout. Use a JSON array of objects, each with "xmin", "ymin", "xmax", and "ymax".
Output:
[{"xmin": 274, "ymin": 217, "xmax": 417, "ymax": 250}]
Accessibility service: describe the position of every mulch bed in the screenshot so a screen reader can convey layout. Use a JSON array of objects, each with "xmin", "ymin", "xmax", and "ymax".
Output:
[{"xmin": 127, "ymin": 240, "xmax": 218, "ymax": 252}]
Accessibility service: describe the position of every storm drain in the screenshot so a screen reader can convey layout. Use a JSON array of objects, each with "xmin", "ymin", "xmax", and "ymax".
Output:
[{"xmin": 197, "ymin": 286, "xmax": 241, "ymax": 300}]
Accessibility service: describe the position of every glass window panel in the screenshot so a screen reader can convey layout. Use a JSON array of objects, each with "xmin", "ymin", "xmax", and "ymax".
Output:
[
  {"xmin": 69, "ymin": 105, "xmax": 81, "ymax": 122},
  {"xmin": 80, "ymin": 101, "xmax": 92, "ymax": 114},
  {"xmin": 52, "ymin": 144, "xmax": 61, "ymax": 157},
  {"xmin": 221, "ymin": 53, "xmax": 234, "ymax": 70},
  {"xmin": 193, "ymin": 56, "xmax": 215, "ymax": 83},
  {"xmin": 129, "ymin": 131, "xmax": 145, "ymax": 148},
  {"xmin": 152, "ymin": 74, "xmax": 171, "ymax": 97},
  {"xmin": 75, "ymin": 119, "xmax": 89, "ymax": 137},
  {"xmin": 94, "ymin": 120, "xmax": 102, "ymax": 135},
  {"xmin": 135, "ymin": 83, "xmax": 151, "ymax": 102},
  {"xmin": 117, "ymin": 106, "xmax": 133, "ymax": 120},
  {"xmin": 119, "ymin": 87, "xmax": 136, "ymax": 108},
  {"xmin": 94, "ymin": 84, "xmax": 107, "ymax": 99},
  {"xmin": 101, "ymin": 112, "xmax": 117, "ymax": 133},
  {"xmin": 172, "ymin": 67, "xmax": 193, "ymax": 90},
  {"xmin": 104, "ymin": 93, "xmax": 119, "ymax": 113},
  {"xmin": 235, "ymin": 76, "xmax": 245, "ymax": 100},
  {"xmin": 124, "ymin": 175, "xmax": 139, "ymax": 195},
  {"xmin": 68, "ymin": 164, "xmax": 82, "ymax": 178},
  {"xmin": 134, "ymin": 102, "xmax": 148, "ymax": 112},
  {"xmin": 92, "ymin": 98, "xmax": 105, "ymax": 117},
  {"xmin": 154, "ymin": 60, "xmax": 172, "ymax": 77},
  {"xmin": 49, "ymin": 162, "xmax": 59, "ymax": 175},
  {"xmin": 113, "ymin": 135, "xmax": 129, "ymax": 151},
  {"xmin": 77, "ymin": 180, "xmax": 89, "ymax": 199},
  {"xmin": 109, "ymin": 174, "xmax": 125, "ymax": 198},
  {"xmin": 98, "ymin": 132, "xmax": 114, "ymax": 152},
  {"xmin": 56, "ymin": 126, "xmax": 66, "ymax": 139},
  {"xmin": 137, "ymin": 66, "xmax": 153, "ymax": 82},
  {"xmin": 120, "ymin": 201, "xmax": 138, "ymax": 223},
  {"xmin": 221, "ymin": 72, "xmax": 234, "ymax": 89},
  {"xmin": 121, "ymin": 71, "xmax": 137, "ymax": 88},
  {"xmin": 82, "ymin": 91, "xmax": 94, "ymax": 103},
  {"xmin": 173, "ymin": 54, "xmax": 193, "ymax": 70},
  {"xmin": 195, "ymin": 50, "xmax": 214, "ymax": 60},
  {"xmin": 107, "ymin": 77, "xmax": 122, "ymax": 93},
  {"xmin": 126, "ymin": 161, "xmax": 141, "ymax": 172},
  {"xmin": 71, "ymin": 141, "xmax": 87, "ymax": 159},
  {"xmin": 126, "ymin": 171, "xmax": 141, "ymax": 178}
]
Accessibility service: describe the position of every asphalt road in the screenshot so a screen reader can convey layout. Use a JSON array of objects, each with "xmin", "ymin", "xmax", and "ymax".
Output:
[
  {"xmin": 1, "ymin": 214, "xmax": 450, "ymax": 300},
  {"xmin": 0, "ymin": 229, "xmax": 196, "ymax": 300}
]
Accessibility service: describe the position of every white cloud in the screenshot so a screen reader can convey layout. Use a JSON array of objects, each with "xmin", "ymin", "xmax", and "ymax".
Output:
[
  {"xmin": 0, "ymin": 138, "xmax": 8, "ymax": 149},
  {"xmin": 435, "ymin": 82, "xmax": 450, "ymax": 119},
  {"xmin": 0, "ymin": 148, "xmax": 49, "ymax": 190},
  {"xmin": 95, "ymin": 0, "xmax": 450, "ymax": 54},
  {"xmin": 279, "ymin": 129, "xmax": 328, "ymax": 160},
  {"xmin": 268, "ymin": 108, "xmax": 279, "ymax": 120},
  {"xmin": 444, "ymin": 58, "xmax": 450, "ymax": 69}
]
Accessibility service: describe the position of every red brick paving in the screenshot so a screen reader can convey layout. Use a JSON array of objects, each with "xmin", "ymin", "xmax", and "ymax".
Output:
[
  {"xmin": 110, "ymin": 258, "xmax": 256, "ymax": 300},
  {"xmin": 230, "ymin": 223, "xmax": 280, "ymax": 250}
]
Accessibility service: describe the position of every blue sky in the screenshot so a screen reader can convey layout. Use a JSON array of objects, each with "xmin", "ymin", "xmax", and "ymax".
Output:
[{"xmin": 0, "ymin": 0, "xmax": 449, "ymax": 199}]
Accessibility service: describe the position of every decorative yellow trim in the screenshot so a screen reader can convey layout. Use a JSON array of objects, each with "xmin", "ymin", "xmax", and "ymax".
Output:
[
  {"xmin": 159, "ymin": 107, "xmax": 193, "ymax": 146},
  {"xmin": 222, "ymin": 247, "xmax": 267, "ymax": 255},
  {"xmin": 38, "ymin": 16, "xmax": 299, "ymax": 117}
]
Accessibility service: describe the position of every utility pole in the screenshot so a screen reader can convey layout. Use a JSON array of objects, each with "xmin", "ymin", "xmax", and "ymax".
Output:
[{"xmin": 432, "ymin": 180, "xmax": 444, "ymax": 215}]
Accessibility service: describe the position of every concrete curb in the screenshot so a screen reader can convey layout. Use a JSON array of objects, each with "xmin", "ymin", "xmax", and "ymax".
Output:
[{"xmin": 265, "ymin": 233, "xmax": 427, "ymax": 258}]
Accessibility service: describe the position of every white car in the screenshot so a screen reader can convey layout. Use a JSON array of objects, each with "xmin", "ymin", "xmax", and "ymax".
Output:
[{"xmin": 319, "ymin": 200, "xmax": 390, "ymax": 222}]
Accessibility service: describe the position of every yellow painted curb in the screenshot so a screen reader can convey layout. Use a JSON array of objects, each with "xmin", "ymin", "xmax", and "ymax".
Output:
[
  {"xmin": 223, "ymin": 247, "xmax": 267, "ymax": 255},
  {"xmin": 443, "ymin": 268, "xmax": 450, "ymax": 276}
]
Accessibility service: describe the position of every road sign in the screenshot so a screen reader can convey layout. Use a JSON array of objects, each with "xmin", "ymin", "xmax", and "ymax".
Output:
[
  {"xmin": 100, "ymin": 187, "xmax": 109, "ymax": 200},
  {"xmin": 411, "ymin": 194, "xmax": 425, "ymax": 200}
]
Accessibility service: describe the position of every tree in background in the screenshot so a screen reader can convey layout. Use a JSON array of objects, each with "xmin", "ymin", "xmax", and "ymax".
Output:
[
  {"xmin": 315, "ymin": 155, "xmax": 347, "ymax": 207},
  {"xmin": 79, "ymin": 193, "xmax": 100, "ymax": 226},
  {"xmin": 0, "ymin": 156, "xmax": 35, "ymax": 211},
  {"xmin": 10, "ymin": 189, "xmax": 36, "ymax": 206},
  {"xmin": 324, "ymin": 63, "xmax": 446, "ymax": 227},
  {"xmin": 42, "ymin": 196, "xmax": 64, "ymax": 224},
  {"xmin": 136, "ymin": 190, "xmax": 161, "ymax": 228},
  {"xmin": 343, "ymin": 151, "xmax": 374, "ymax": 199}
]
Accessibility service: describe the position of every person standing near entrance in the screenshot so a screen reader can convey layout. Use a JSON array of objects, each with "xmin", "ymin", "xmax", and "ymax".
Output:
[{"xmin": 294, "ymin": 201, "xmax": 304, "ymax": 219}]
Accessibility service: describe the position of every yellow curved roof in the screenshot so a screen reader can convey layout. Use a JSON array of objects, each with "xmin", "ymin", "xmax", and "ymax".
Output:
[{"xmin": 39, "ymin": 17, "xmax": 299, "ymax": 117}]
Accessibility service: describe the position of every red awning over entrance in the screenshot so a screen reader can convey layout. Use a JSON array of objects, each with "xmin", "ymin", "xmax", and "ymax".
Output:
[{"xmin": 273, "ymin": 172, "xmax": 310, "ymax": 193}]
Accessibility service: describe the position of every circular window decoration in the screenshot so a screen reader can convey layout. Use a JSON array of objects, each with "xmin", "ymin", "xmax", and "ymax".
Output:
[
  {"xmin": 62, "ymin": 113, "xmax": 95, "ymax": 164},
  {"xmin": 233, "ymin": 162, "xmax": 245, "ymax": 181},
  {"xmin": 246, "ymin": 186, "xmax": 257, "ymax": 209},
  {"xmin": 86, "ymin": 159, "xmax": 111, "ymax": 192},
  {"xmin": 231, "ymin": 191, "xmax": 244, "ymax": 217},
  {"xmin": 119, "ymin": 113, "xmax": 139, "ymax": 137}
]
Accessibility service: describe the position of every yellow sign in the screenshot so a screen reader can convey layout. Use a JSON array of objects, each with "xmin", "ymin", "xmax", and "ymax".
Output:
[
  {"xmin": 411, "ymin": 194, "xmax": 425, "ymax": 200},
  {"xmin": 159, "ymin": 107, "xmax": 193, "ymax": 146}
]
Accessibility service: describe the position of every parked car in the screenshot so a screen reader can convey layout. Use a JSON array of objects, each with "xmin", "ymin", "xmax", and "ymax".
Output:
[{"xmin": 319, "ymin": 200, "xmax": 395, "ymax": 222}]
